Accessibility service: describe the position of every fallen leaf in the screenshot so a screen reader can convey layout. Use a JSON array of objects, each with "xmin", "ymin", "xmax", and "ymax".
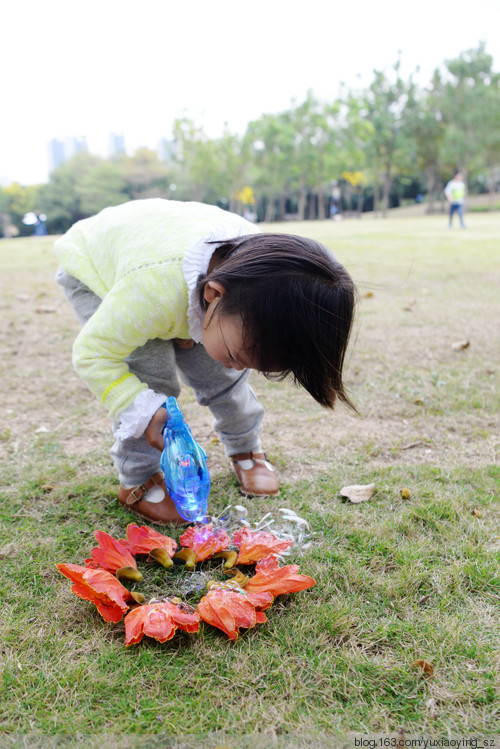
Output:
[
  {"xmin": 35, "ymin": 306, "xmax": 57, "ymax": 314},
  {"xmin": 340, "ymin": 483, "xmax": 375, "ymax": 503},
  {"xmin": 399, "ymin": 441, "xmax": 432, "ymax": 451},
  {"xmin": 417, "ymin": 594, "xmax": 432, "ymax": 605},
  {"xmin": 471, "ymin": 507, "xmax": 482, "ymax": 518},
  {"xmin": 400, "ymin": 488, "xmax": 411, "ymax": 499},
  {"xmin": 413, "ymin": 659, "xmax": 434, "ymax": 677},
  {"xmin": 363, "ymin": 291, "xmax": 374, "ymax": 299},
  {"xmin": 451, "ymin": 339, "xmax": 470, "ymax": 351}
]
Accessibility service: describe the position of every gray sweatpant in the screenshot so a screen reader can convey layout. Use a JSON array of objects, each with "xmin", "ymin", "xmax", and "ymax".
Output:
[{"xmin": 55, "ymin": 268, "xmax": 264, "ymax": 487}]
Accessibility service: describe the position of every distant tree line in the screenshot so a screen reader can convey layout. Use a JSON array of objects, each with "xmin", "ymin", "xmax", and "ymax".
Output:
[{"xmin": 1, "ymin": 43, "xmax": 499, "ymax": 237}]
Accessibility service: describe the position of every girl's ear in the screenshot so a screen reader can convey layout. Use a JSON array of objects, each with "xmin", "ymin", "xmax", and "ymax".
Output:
[{"xmin": 203, "ymin": 281, "xmax": 226, "ymax": 304}]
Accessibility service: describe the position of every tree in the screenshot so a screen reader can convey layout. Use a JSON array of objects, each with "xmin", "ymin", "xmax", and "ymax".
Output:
[
  {"xmin": 75, "ymin": 161, "xmax": 129, "ymax": 217},
  {"xmin": 120, "ymin": 148, "xmax": 173, "ymax": 200},
  {"xmin": 0, "ymin": 182, "xmax": 43, "ymax": 236},
  {"xmin": 213, "ymin": 128, "xmax": 247, "ymax": 213},
  {"xmin": 359, "ymin": 60, "xmax": 417, "ymax": 216},
  {"xmin": 171, "ymin": 118, "xmax": 225, "ymax": 204},
  {"xmin": 342, "ymin": 92, "xmax": 374, "ymax": 215},
  {"xmin": 439, "ymin": 43, "xmax": 500, "ymax": 194},
  {"xmin": 244, "ymin": 111, "xmax": 297, "ymax": 221},
  {"xmin": 38, "ymin": 153, "xmax": 102, "ymax": 233},
  {"xmin": 405, "ymin": 71, "xmax": 447, "ymax": 213},
  {"xmin": 287, "ymin": 93, "xmax": 346, "ymax": 220}
]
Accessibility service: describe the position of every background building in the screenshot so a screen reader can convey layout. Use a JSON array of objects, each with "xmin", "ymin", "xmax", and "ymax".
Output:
[
  {"xmin": 108, "ymin": 132, "xmax": 126, "ymax": 157},
  {"xmin": 47, "ymin": 136, "xmax": 88, "ymax": 173}
]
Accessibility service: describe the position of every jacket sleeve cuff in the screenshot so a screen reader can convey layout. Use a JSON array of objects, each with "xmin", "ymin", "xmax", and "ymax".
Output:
[{"xmin": 114, "ymin": 390, "xmax": 167, "ymax": 440}]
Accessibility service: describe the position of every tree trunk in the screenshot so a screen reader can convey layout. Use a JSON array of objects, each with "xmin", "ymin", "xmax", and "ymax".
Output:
[
  {"xmin": 297, "ymin": 184, "xmax": 307, "ymax": 221},
  {"xmin": 265, "ymin": 198, "xmax": 274, "ymax": 222},
  {"xmin": 439, "ymin": 183, "xmax": 446, "ymax": 213},
  {"xmin": 381, "ymin": 163, "xmax": 391, "ymax": 217},
  {"xmin": 344, "ymin": 184, "xmax": 353, "ymax": 214},
  {"xmin": 356, "ymin": 188, "xmax": 364, "ymax": 218},
  {"xmin": 488, "ymin": 166, "xmax": 499, "ymax": 210},
  {"xmin": 317, "ymin": 187, "xmax": 326, "ymax": 220},
  {"xmin": 307, "ymin": 193, "xmax": 316, "ymax": 220},
  {"xmin": 426, "ymin": 168, "xmax": 436, "ymax": 214},
  {"xmin": 277, "ymin": 195, "xmax": 286, "ymax": 221}
]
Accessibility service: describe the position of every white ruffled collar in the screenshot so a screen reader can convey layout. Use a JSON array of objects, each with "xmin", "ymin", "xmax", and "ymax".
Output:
[{"xmin": 182, "ymin": 224, "xmax": 258, "ymax": 342}]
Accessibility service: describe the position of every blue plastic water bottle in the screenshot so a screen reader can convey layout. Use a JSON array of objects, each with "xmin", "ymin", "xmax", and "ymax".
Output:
[{"xmin": 160, "ymin": 397, "xmax": 210, "ymax": 522}]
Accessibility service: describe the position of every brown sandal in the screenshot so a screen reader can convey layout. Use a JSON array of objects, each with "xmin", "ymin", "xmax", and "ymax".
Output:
[
  {"xmin": 230, "ymin": 452, "xmax": 280, "ymax": 497},
  {"xmin": 117, "ymin": 472, "xmax": 187, "ymax": 526}
]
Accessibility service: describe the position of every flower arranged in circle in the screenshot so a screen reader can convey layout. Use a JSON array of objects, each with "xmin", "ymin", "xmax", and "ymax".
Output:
[
  {"xmin": 56, "ymin": 511, "xmax": 315, "ymax": 645},
  {"xmin": 176, "ymin": 523, "xmax": 231, "ymax": 569},
  {"xmin": 120, "ymin": 524, "xmax": 177, "ymax": 557},
  {"xmin": 244, "ymin": 554, "xmax": 316, "ymax": 597},
  {"xmin": 197, "ymin": 582, "xmax": 270, "ymax": 641},
  {"xmin": 231, "ymin": 527, "xmax": 293, "ymax": 564},
  {"xmin": 120, "ymin": 524, "xmax": 177, "ymax": 569},
  {"xmin": 124, "ymin": 598, "xmax": 200, "ymax": 645},
  {"xmin": 57, "ymin": 563, "xmax": 134, "ymax": 623},
  {"xmin": 85, "ymin": 530, "xmax": 142, "ymax": 582}
]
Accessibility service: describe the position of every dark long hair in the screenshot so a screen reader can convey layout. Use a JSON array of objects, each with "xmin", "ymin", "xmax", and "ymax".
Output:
[{"xmin": 197, "ymin": 233, "xmax": 357, "ymax": 409}]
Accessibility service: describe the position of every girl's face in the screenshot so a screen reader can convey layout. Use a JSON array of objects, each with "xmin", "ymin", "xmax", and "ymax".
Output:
[{"xmin": 202, "ymin": 282, "xmax": 254, "ymax": 370}]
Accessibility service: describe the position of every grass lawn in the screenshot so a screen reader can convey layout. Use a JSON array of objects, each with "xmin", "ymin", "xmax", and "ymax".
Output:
[{"xmin": 0, "ymin": 212, "xmax": 499, "ymax": 746}]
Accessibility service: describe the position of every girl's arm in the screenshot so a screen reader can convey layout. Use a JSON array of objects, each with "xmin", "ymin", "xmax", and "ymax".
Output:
[{"xmin": 71, "ymin": 266, "xmax": 189, "ymax": 426}]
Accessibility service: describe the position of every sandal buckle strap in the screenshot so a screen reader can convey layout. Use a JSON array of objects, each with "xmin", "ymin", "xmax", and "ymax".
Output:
[{"xmin": 126, "ymin": 477, "xmax": 158, "ymax": 505}]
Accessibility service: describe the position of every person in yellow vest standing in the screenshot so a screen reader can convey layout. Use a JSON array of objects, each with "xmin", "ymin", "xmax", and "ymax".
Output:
[{"xmin": 444, "ymin": 172, "xmax": 466, "ymax": 229}]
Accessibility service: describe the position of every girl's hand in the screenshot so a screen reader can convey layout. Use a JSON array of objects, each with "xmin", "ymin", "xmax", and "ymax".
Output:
[{"xmin": 145, "ymin": 406, "xmax": 168, "ymax": 450}]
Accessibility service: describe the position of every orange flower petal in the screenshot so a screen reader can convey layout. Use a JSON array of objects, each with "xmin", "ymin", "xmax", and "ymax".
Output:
[
  {"xmin": 57, "ymin": 563, "xmax": 132, "ymax": 623},
  {"xmin": 124, "ymin": 601, "xmax": 200, "ymax": 646},
  {"xmin": 121, "ymin": 524, "xmax": 177, "ymax": 557},
  {"xmin": 179, "ymin": 524, "xmax": 231, "ymax": 561},
  {"xmin": 89, "ymin": 531, "xmax": 138, "ymax": 574},
  {"xmin": 246, "ymin": 590, "xmax": 274, "ymax": 611},
  {"xmin": 245, "ymin": 555, "xmax": 315, "ymax": 597},
  {"xmin": 161, "ymin": 601, "xmax": 200, "ymax": 633},
  {"xmin": 139, "ymin": 606, "xmax": 177, "ymax": 643},
  {"xmin": 197, "ymin": 587, "xmax": 263, "ymax": 641},
  {"xmin": 198, "ymin": 594, "xmax": 239, "ymax": 640},
  {"xmin": 123, "ymin": 606, "xmax": 149, "ymax": 645},
  {"xmin": 232, "ymin": 528, "xmax": 293, "ymax": 564}
]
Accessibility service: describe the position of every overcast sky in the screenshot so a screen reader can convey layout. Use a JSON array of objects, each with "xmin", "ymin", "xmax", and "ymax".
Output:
[{"xmin": 2, "ymin": 0, "xmax": 499, "ymax": 185}]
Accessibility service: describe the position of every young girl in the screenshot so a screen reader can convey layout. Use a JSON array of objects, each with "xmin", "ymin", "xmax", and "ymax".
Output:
[{"xmin": 54, "ymin": 199, "xmax": 356, "ymax": 525}]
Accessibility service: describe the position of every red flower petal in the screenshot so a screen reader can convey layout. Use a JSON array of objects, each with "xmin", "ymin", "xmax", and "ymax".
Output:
[
  {"xmin": 232, "ymin": 528, "xmax": 293, "ymax": 564},
  {"xmin": 246, "ymin": 590, "xmax": 274, "ymax": 611},
  {"xmin": 124, "ymin": 601, "xmax": 200, "ymax": 646},
  {"xmin": 89, "ymin": 531, "xmax": 138, "ymax": 574},
  {"xmin": 121, "ymin": 523, "xmax": 177, "ymax": 557},
  {"xmin": 179, "ymin": 523, "xmax": 231, "ymax": 561},
  {"xmin": 57, "ymin": 563, "xmax": 132, "ymax": 623},
  {"xmin": 244, "ymin": 554, "xmax": 315, "ymax": 597},
  {"xmin": 197, "ymin": 587, "xmax": 264, "ymax": 641},
  {"xmin": 198, "ymin": 593, "xmax": 239, "ymax": 640}
]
